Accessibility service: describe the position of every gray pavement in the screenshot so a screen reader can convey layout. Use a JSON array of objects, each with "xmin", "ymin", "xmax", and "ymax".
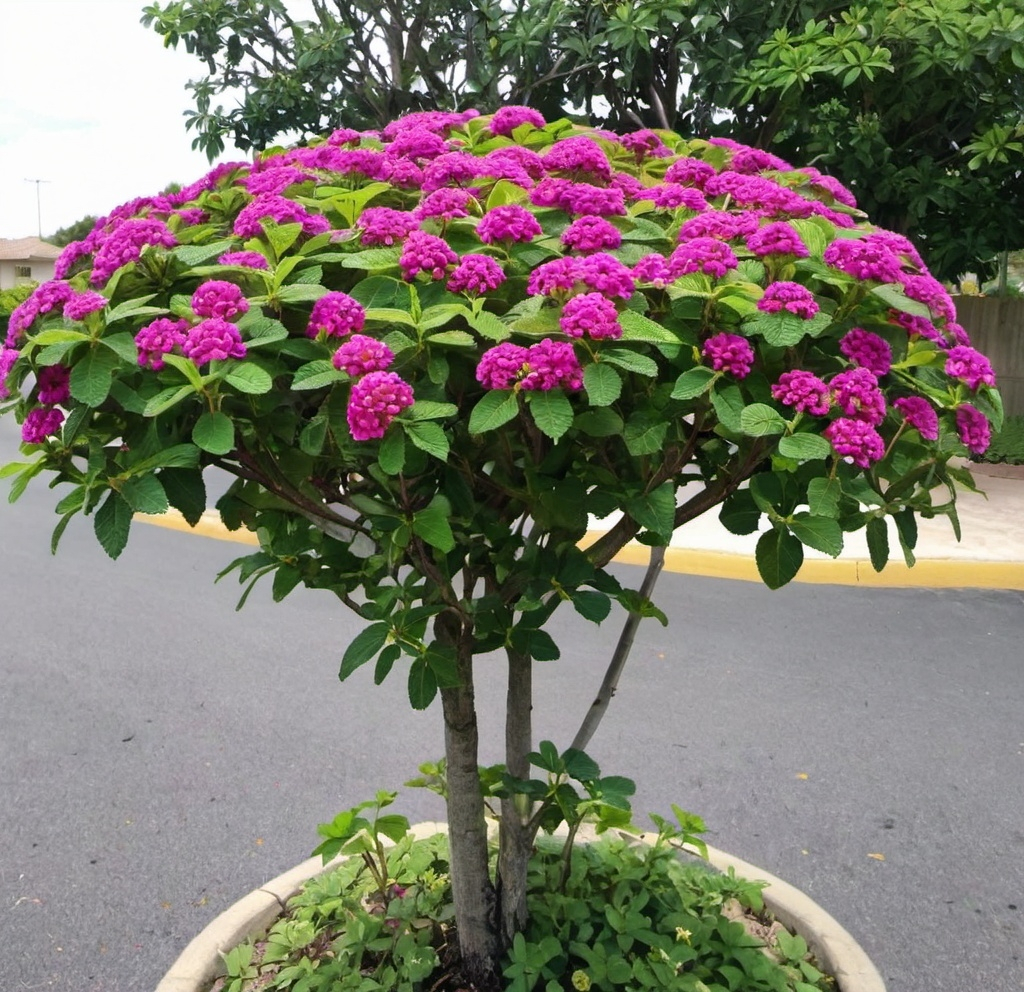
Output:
[{"xmin": 1, "ymin": 415, "xmax": 1023, "ymax": 991}]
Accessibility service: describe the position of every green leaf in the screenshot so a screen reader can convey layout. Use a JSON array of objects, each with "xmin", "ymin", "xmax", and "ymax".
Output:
[
  {"xmin": 787, "ymin": 513, "xmax": 843, "ymax": 557},
  {"xmin": 119, "ymin": 474, "xmax": 169, "ymax": 515},
  {"xmin": 99, "ymin": 332, "xmax": 142, "ymax": 363},
  {"xmin": 408, "ymin": 659, "xmax": 438, "ymax": 710},
  {"xmin": 143, "ymin": 385, "xmax": 194, "ymax": 417},
  {"xmin": 600, "ymin": 348, "xmax": 659, "ymax": 376},
  {"xmin": 755, "ymin": 529, "xmax": 804, "ymax": 589},
  {"xmin": 671, "ymin": 366, "xmax": 717, "ymax": 400},
  {"xmin": 404, "ymin": 421, "xmax": 450, "ymax": 462},
  {"xmin": 340, "ymin": 247, "xmax": 402, "ymax": 271},
  {"xmin": 94, "ymin": 490, "xmax": 132, "ymax": 560},
  {"xmin": 510, "ymin": 627, "xmax": 560, "ymax": 661},
  {"xmin": 263, "ymin": 221, "xmax": 304, "ymax": 257},
  {"xmin": 623, "ymin": 416, "xmax": 668, "ymax": 456},
  {"xmin": 711, "ymin": 383, "xmax": 745, "ymax": 433},
  {"xmin": 866, "ymin": 516, "xmax": 889, "ymax": 572},
  {"xmin": 625, "ymin": 482, "xmax": 675, "ymax": 540},
  {"xmin": 528, "ymin": 391, "xmax": 574, "ymax": 441},
  {"xmin": 740, "ymin": 403, "xmax": 787, "ymax": 437},
  {"xmin": 575, "ymin": 408, "xmax": 623, "ymax": 437},
  {"xmin": 374, "ymin": 644, "xmax": 401, "ymax": 685},
  {"xmin": 161, "ymin": 353, "xmax": 206, "ymax": 392},
  {"xmin": 583, "ymin": 363, "xmax": 622, "ymax": 406},
  {"xmin": 275, "ymin": 283, "xmax": 330, "ymax": 303},
  {"xmin": 377, "ymin": 430, "xmax": 406, "ymax": 475},
  {"xmin": 412, "ymin": 496, "xmax": 455, "ymax": 552},
  {"xmin": 192, "ymin": 411, "xmax": 235, "ymax": 455},
  {"xmin": 272, "ymin": 564, "xmax": 303, "ymax": 602},
  {"xmin": 406, "ymin": 400, "xmax": 458, "ymax": 421},
  {"xmin": 563, "ymin": 749, "xmax": 601, "ymax": 782},
  {"xmin": 104, "ymin": 294, "xmax": 159, "ymax": 324},
  {"xmin": 365, "ymin": 306, "xmax": 417, "ymax": 327},
  {"xmin": 469, "ymin": 390, "xmax": 519, "ymax": 434},
  {"xmin": 224, "ymin": 362, "xmax": 274, "ymax": 394},
  {"xmin": 467, "ymin": 309, "xmax": 510, "ymax": 341},
  {"xmin": 807, "ymin": 476, "xmax": 842, "ymax": 518},
  {"xmin": 172, "ymin": 240, "xmax": 237, "ymax": 267},
  {"xmin": 426, "ymin": 330, "xmax": 475, "ymax": 347},
  {"xmin": 299, "ymin": 417, "xmax": 328, "ymax": 455},
  {"xmin": 69, "ymin": 346, "xmax": 120, "ymax": 407},
  {"xmin": 339, "ymin": 622, "xmax": 391, "ymax": 681},
  {"xmin": 237, "ymin": 314, "xmax": 289, "ymax": 348},
  {"xmin": 719, "ymin": 490, "xmax": 761, "ymax": 535},
  {"xmin": 618, "ymin": 309, "xmax": 680, "ymax": 344},
  {"xmin": 160, "ymin": 468, "xmax": 207, "ymax": 526},
  {"xmin": 29, "ymin": 328, "xmax": 90, "ymax": 346},
  {"xmin": 571, "ymin": 590, "xmax": 613, "ymax": 623},
  {"xmin": 293, "ymin": 360, "xmax": 346, "ymax": 391},
  {"xmin": 870, "ymin": 284, "xmax": 932, "ymax": 319},
  {"xmin": 778, "ymin": 433, "xmax": 832, "ymax": 460}
]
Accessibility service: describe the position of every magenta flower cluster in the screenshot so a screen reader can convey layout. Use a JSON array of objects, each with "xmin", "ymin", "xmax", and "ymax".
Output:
[
  {"xmin": 306, "ymin": 292, "xmax": 367, "ymax": 339},
  {"xmin": 192, "ymin": 281, "xmax": 250, "ymax": 320},
  {"xmin": 757, "ymin": 282, "xmax": 819, "ymax": 319},
  {"xmin": 944, "ymin": 346, "xmax": 996, "ymax": 390},
  {"xmin": 476, "ymin": 205, "xmax": 542, "ymax": 244},
  {"xmin": 476, "ymin": 340, "xmax": 582, "ymax": 392},
  {"xmin": 559, "ymin": 293, "xmax": 621, "ymax": 340},
  {"xmin": 182, "ymin": 318, "xmax": 247, "ymax": 366},
  {"xmin": 347, "ymin": 371, "xmax": 415, "ymax": 441},
  {"xmin": 839, "ymin": 329, "xmax": 892, "ymax": 376},
  {"xmin": 332, "ymin": 335, "xmax": 395, "ymax": 377},
  {"xmin": 447, "ymin": 255, "xmax": 506, "ymax": 295},
  {"xmin": 400, "ymin": 231, "xmax": 458, "ymax": 280},
  {"xmin": 135, "ymin": 317, "xmax": 190, "ymax": 370},
  {"xmin": 702, "ymin": 334, "xmax": 755, "ymax": 379}
]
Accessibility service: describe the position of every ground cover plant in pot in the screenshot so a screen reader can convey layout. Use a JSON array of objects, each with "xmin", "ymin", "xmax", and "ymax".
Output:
[{"xmin": 0, "ymin": 106, "xmax": 1002, "ymax": 991}]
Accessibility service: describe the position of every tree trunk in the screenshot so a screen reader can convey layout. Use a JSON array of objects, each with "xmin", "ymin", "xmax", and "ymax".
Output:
[
  {"xmin": 497, "ymin": 648, "xmax": 533, "ymax": 946},
  {"xmin": 440, "ymin": 622, "xmax": 501, "ymax": 991}
]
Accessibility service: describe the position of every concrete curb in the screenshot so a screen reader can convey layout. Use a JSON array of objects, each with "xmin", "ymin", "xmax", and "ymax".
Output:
[{"xmin": 156, "ymin": 823, "xmax": 883, "ymax": 992}]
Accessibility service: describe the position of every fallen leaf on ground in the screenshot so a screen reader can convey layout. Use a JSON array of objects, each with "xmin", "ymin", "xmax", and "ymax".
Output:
[{"xmin": 867, "ymin": 852, "xmax": 886, "ymax": 861}]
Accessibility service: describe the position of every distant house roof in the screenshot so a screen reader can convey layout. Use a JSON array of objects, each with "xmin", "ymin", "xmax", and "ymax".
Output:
[{"xmin": 0, "ymin": 237, "xmax": 62, "ymax": 261}]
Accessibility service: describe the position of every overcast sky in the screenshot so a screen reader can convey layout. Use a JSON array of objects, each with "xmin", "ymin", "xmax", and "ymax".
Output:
[{"xmin": 0, "ymin": 0, "xmax": 236, "ymax": 240}]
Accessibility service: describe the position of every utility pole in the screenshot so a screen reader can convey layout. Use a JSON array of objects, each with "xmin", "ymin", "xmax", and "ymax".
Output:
[{"xmin": 24, "ymin": 178, "xmax": 51, "ymax": 239}]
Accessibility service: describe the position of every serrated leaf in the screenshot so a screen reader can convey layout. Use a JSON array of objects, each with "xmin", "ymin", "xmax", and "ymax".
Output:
[
  {"xmin": 339, "ymin": 622, "xmax": 391, "ymax": 681},
  {"xmin": 143, "ymin": 385, "xmax": 194, "ymax": 417},
  {"xmin": 119, "ymin": 474, "xmax": 169, "ymax": 514},
  {"xmin": 807, "ymin": 476, "xmax": 842, "ymax": 518},
  {"xmin": 740, "ymin": 403, "xmax": 787, "ymax": 437},
  {"xmin": 412, "ymin": 496, "xmax": 455, "ymax": 552},
  {"xmin": 671, "ymin": 366, "xmax": 717, "ymax": 400},
  {"xmin": 192, "ymin": 411, "xmax": 235, "ymax": 455},
  {"xmin": 563, "ymin": 749, "xmax": 601, "ymax": 782},
  {"xmin": 575, "ymin": 408, "xmax": 623, "ymax": 437},
  {"xmin": 299, "ymin": 416, "xmax": 328, "ymax": 455},
  {"xmin": 870, "ymin": 284, "xmax": 932, "ymax": 318},
  {"xmin": 528, "ymin": 391, "xmax": 574, "ymax": 440},
  {"xmin": 571, "ymin": 590, "xmax": 612, "ymax": 623},
  {"xmin": 408, "ymin": 659, "xmax": 438, "ymax": 710},
  {"xmin": 406, "ymin": 401, "xmax": 458, "ymax": 421},
  {"xmin": 467, "ymin": 310, "xmax": 510, "ymax": 341},
  {"xmin": 755, "ymin": 529, "xmax": 804, "ymax": 589},
  {"xmin": 377, "ymin": 430, "xmax": 406, "ymax": 475},
  {"xmin": 94, "ymin": 490, "xmax": 132, "ymax": 560},
  {"xmin": 623, "ymin": 416, "xmax": 668, "ymax": 456},
  {"xmin": 340, "ymin": 247, "xmax": 403, "ymax": 271},
  {"xmin": 99, "ymin": 332, "xmax": 142, "ymax": 363},
  {"xmin": 469, "ymin": 390, "xmax": 519, "ymax": 433},
  {"xmin": 69, "ymin": 346, "xmax": 120, "ymax": 407},
  {"xmin": 719, "ymin": 490, "xmax": 761, "ymax": 535},
  {"xmin": 866, "ymin": 516, "xmax": 889, "ymax": 572},
  {"xmin": 374, "ymin": 644, "xmax": 401, "ymax": 685},
  {"xmin": 511, "ymin": 627, "xmax": 560, "ymax": 661},
  {"xmin": 778, "ymin": 433, "xmax": 832, "ymax": 460},
  {"xmin": 426, "ymin": 330, "xmax": 475, "ymax": 347},
  {"xmin": 224, "ymin": 362, "xmax": 274, "ymax": 394},
  {"xmin": 600, "ymin": 348, "xmax": 659, "ymax": 376},
  {"xmin": 745, "ymin": 311, "xmax": 811, "ymax": 347},
  {"xmin": 159, "ymin": 468, "xmax": 206, "ymax": 526},
  {"xmin": 365, "ymin": 306, "xmax": 417, "ymax": 327},
  {"xmin": 618, "ymin": 309, "xmax": 680, "ymax": 344},
  {"xmin": 272, "ymin": 564, "xmax": 303, "ymax": 602},
  {"xmin": 171, "ymin": 240, "xmax": 237, "ymax": 267},
  {"xmin": 787, "ymin": 512, "xmax": 843, "ymax": 557},
  {"xmin": 404, "ymin": 421, "xmax": 450, "ymax": 462},
  {"xmin": 711, "ymin": 383, "xmax": 745, "ymax": 432},
  {"xmin": 293, "ymin": 360, "xmax": 346, "ymax": 391},
  {"xmin": 625, "ymin": 482, "xmax": 675, "ymax": 539},
  {"xmin": 275, "ymin": 283, "xmax": 331, "ymax": 303},
  {"xmin": 583, "ymin": 363, "xmax": 622, "ymax": 406}
]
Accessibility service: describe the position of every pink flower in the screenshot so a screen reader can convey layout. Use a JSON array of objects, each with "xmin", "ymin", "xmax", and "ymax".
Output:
[
  {"xmin": 477, "ymin": 205, "xmax": 542, "ymax": 244},
  {"xmin": 542, "ymin": 137, "xmax": 612, "ymax": 181},
  {"xmin": 521, "ymin": 339, "xmax": 583, "ymax": 391},
  {"xmin": 90, "ymin": 219, "xmax": 177, "ymax": 285},
  {"xmin": 900, "ymin": 273, "xmax": 956, "ymax": 323},
  {"xmin": 771, "ymin": 370, "xmax": 831, "ymax": 416},
  {"xmin": 839, "ymin": 328, "xmax": 892, "ymax": 376},
  {"xmin": 558, "ymin": 183, "xmax": 627, "ymax": 217},
  {"xmin": 332, "ymin": 335, "xmax": 395, "ymax": 376},
  {"xmin": 577, "ymin": 253, "xmax": 635, "ymax": 299},
  {"xmin": 823, "ymin": 238, "xmax": 904, "ymax": 283},
  {"xmin": 757, "ymin": 282, "xmax": 819, "ymax": 319},
  {"xmin": 0, "ymin": 347, "xmax": 19, "ymax": 398},
  {"xmin": 358, "ymin": 207, "xmax": 419, "ymax": 246},
  {"xmin": 233, "ymin": 194, "xmax": 330, "ymax": 239},
  {"xmin": 893, "ymin": 397, "xmax": 939, "ymax": 440},
  {"xmin": 831, "ymin": 368, "xmax": 886, "ymax": 425},
  {"xmin": 634, "ymin": 184, "xmax": 708, "ymax": 211},
  {"xmin": 421, "ymin": 152, "xmax": 481, "ymax": 192},
  {"xmin": 182, "ymin": 318, "xmax": 247, "ymax": 366},
  {"xmin": 63, "ymin": 292, "xmax": 107, "ymax": 321},
  {"xmin": 243, "ymin": 166, "xmax": 307, "ymax": 195},
  {"xmin": 730, "ymin": 146, "xmax": 791, "ymax": 173},
  {"xmin": 945, "ymin": 346, "xmax": 996, "ymax": 390},
  {"xmin": 135, "ymin": 317, "xmax": 190, "ymax": 370},
  {"xmin": 561, "ymin": 216, "xmax": 622, "ymax": 253},
  {"xmin": 956, "ymin": 404, "xmax": 991, "ymax": 454},
  {"xmin": 192, "ymin": 280, "xmax": 249, "ymax": 320},
  {"xmin": 447, "ymin": 254, "xmax": 506, "ymax": 295},
  {"xmin": 416, "ymin": 188, "xmax": 473, "ymax": 222},
  {"xmin": 218, "ymin": 251, "xmax": 269, "ymax": 269},
  {"xmin": 399, "ymin": 230, "xmax": 458, "ymax": 281},
  {"xmin": 824, "ymin": 417, "xmax": 885, "ymax": 467},
  {"xmin": 670, "ymin": 238, "xmax": 739, "ymax": 279},
  {"xmin": 476, "ymin": 343, "xmax": 529, "ymax": 390},
  {"xmin": 527, "ymin": 257, "xmax": 581, "ymax": 297},
  {"xmin": 489, "ymin": 106, "xmax": 546, "ymax": 136},
  {"xmin": 632, "ymin": 254, "xmax": 675, "ymax": 288},
  {"xmin": 306, "ymin": 292, "xmax": 367, "ymax": 339},
  {"xmin": 385, "ymin": 127, "xmax": 449, "ymax": 161},
  {"xmin": 664, "ymin": 158, "xmax": 717, "ymax": 188},
  {"xmin": 347, "ymin": 370, "xmax": 415, "ymax": 440},
  {"xmin": 746, "ymin": 222, "xmax": 809, "ymax": 258},
  {"xmin": 703, "ymin": 333, "xmax": 755, "ymax": 378},
  {"xmin": 679, "ymin": 210, "xmax": 760, "ymax": 241},
  {"xmin": 618, "ymin": 129, "xmax": 672, "ymax": 160},
  {"xmin": 36, "ymin": 365, "xmax": 71, "ymax": 405},
  {"xmin": 21, "ymin": 406, "xmax": 64, "ymax": 444},
  {"xmin": 559, "ymin": 293, "xmax": 621, "ymax": 340}
]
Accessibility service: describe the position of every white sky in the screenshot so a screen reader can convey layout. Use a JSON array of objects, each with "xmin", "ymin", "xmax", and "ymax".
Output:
[{"xmin": 0, "ymin": 0, "xmax": 237, "ymax": 240}]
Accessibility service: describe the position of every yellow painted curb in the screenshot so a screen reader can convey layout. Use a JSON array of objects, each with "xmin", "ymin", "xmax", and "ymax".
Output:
[{"xmin": 135, "ymin": 511, "xmax": 1024, "ymax": 590}]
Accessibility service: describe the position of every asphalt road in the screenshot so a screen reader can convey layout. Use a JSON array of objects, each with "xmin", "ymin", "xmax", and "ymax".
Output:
[{"xmin": 1, "ymin": 416, "xmax": 1022, "ymax": 991}]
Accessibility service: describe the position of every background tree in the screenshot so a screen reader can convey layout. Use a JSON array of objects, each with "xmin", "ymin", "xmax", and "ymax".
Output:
[
  {"xmin": 49, "ymin": 215, "xmax": 99, "ymax": 248},
  {"xmin": 143, "ymin": 0, "xmax": 1024, "ymax": 283}
]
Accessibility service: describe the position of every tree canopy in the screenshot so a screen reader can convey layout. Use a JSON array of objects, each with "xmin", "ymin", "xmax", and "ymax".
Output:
[{"xmin": 142, "ymin": 0, "xmax": 1024, "ymax": 280}]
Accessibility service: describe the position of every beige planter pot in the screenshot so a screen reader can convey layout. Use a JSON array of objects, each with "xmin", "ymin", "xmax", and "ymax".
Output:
[{"xmin": 156, "ymin": 821, "xmax": 885, "ymax": 992}]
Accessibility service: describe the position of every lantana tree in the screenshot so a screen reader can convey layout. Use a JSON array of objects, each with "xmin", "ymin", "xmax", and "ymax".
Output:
[{"xmin": 0, "ymin": 107, "xmax": 1001, "ymax": 989}]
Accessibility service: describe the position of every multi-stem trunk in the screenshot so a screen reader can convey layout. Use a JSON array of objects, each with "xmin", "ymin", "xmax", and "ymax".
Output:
[{"xmin": 438, "ymin": 614, "xmax": 501, "ymax": 991}]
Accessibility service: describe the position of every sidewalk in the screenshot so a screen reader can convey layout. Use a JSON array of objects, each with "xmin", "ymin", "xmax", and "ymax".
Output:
[{"xmin": 140, "ymin": 462, "xmax": 1024, "ymax": 591}]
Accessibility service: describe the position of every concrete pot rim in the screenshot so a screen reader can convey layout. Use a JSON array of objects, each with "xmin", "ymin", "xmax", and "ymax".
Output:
[{"xmin": 155, "ymin": 821, "xmax": 885, "ymax": 992}]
